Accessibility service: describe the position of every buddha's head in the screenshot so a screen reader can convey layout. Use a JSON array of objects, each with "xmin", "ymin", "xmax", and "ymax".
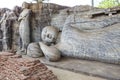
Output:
[{"xmin": 41, "ymin": 26, "xmax": 59, "ymax": 45}]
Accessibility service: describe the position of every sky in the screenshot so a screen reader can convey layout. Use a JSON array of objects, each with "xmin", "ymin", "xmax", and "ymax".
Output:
[{"xmin": 0, "ymin": 0, "xmax": 102, "ymax": 9}]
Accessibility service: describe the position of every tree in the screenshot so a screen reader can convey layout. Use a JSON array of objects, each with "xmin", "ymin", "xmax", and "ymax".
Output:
[
  {"xmin": 98, "ymin": 0, "xmax": 120, "ymax": 8},
  {"xmin": 33, "ymin": 0, "xmax": 44, "ymax": 3},
  {"xmin": 33, "ymin": 0, "xmax": 49, "ymax": 3}
]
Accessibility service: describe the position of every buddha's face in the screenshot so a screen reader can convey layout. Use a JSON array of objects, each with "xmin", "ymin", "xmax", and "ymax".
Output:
[{"xmin": 41, "ymin": 26, "xmax": 59, "ymax": 44}]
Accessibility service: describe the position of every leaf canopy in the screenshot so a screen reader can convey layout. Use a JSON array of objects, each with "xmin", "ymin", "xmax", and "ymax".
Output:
[{"xmin": 98, "ymin": 0, "xmax": 120, "ymax": 8}]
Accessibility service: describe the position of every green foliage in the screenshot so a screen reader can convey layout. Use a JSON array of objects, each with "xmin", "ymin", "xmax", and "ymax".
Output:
[{"xmin": 98, "ymin": 0, "xmax": 120, "ymax": 8}]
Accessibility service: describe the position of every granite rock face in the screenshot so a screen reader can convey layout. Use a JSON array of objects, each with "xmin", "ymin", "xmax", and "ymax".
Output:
[
  {"xmin": 51, "ymin": 5, "xmax": 97, "ymax": 30},
  {"xmin": 0, "ymin": 52, "xmax": 58, "ymax": 80},
  {"xmin": 29, "ymin": 3, "xmax": 68, "ymax": 42},
  {"xmin": 57, "ymin": 15, "xmax": 120, "ymax": 64},
  {"xmin": 65, "ymin": 14, "xmax": 120, "ymax": 30},
  {"xmin": 51, "ymin": 9, "xmax": 69, "ymax": 31}
]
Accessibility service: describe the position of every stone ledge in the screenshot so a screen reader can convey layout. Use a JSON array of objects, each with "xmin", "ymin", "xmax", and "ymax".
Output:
[{"xmin": 40, "ymin": 57, "xmax": 120, "ymax": 80}]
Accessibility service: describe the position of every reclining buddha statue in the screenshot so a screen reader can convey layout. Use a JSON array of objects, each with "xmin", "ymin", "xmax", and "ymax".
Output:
[{"xmin": 27, "ymin": 14, "xmax": 120, "ymax": 64}]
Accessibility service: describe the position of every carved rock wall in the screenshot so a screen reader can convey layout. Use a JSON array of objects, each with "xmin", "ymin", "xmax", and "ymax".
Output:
[
  {"xmin": 0, "ymin": 3, "xmax": 120, "ymax": 64},
  {"xmin": 0, "ymin": 3, "xmax": 68, "ymax": 51},
  {"xmin": 0, "ymin": 6, "xmax": 22, "ymax": 52},
  {"xmin": 29, "ymin": 3, "xmax": 68, "ymax": 42},
  {"xmin": 51, "ymin": 5, "xmax": 96, "ymax": 31}
]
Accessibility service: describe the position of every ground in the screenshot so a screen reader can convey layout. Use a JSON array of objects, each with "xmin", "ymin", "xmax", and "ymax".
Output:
[
  {"xmin": 40, "ymin": 57, "xmax": 120, "ymax": 80},
  {"xmin": 48, "ymin": 66, "xmax": 106, "ymax": 80},
  {"xmin": 0, "ymin": 52, "xmax": 119, "ymax": 80}
]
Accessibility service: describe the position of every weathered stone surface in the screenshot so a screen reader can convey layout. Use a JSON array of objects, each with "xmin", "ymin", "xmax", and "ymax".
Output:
[
  {"xmin": 0, "ymin": 52, "xmax": 58, "ymax": 80},
  {"xmin": 18, "ymin": 8, "xmax": 31, "ymax": 53},
  {"xmin": 65, "ymin": 14, "xmax": 120, "ymax": 30},
  {"xmin": 29, "ymin": 3, "xmax": 68, "ymax": 42},
  {"xmin": 1, "ymin": 2, "xmax": 120, "ymax": 64},
  {"xmin": 0, "ymin": 8, "xmax": 10, "ymax": 17},
  {"xmin": 56, "ymin": 16, "xmax": 120, "ymax": 64},
  {"xmin": 40, "ymin": 57, "xmax": 120, "ymax": 80},
  {"xmin": 0, "ymin": 6, "xmax": 21, "ymax": 52},
  {"xmin": 51, "ymin": 5, "xmax": 96, "ymax": 30},
  {"xmin": 27, "ymin": 42, "xmax": 43, "ymax": 58},
  {"xmin": 40, "ymin": 42, "xmax": 61, "ymax": 62},
  {"xmin": 13, "ymin": 6, "xmax": 22, "ymax": 17},
  {"xmin": 0, "ymin": 10, "xmax": 17, "ymax": 51},
  {"xmin": 41, "ymin": 26, "xmax": 59, "ymax": 45},
  {"xmin": 11, "ymin": 7, "xmax": 22, "ymax": 53},
  {"xmin": 12, "ymin": 21, "xmax": 20, "ymax": 52},
  {"xmin": 51, "ymin": 9, "xmax": 69, "ymax": 31},
  {"xmin": 27, "ymin": 26, "xmax": 60, "ymax": 59}
]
